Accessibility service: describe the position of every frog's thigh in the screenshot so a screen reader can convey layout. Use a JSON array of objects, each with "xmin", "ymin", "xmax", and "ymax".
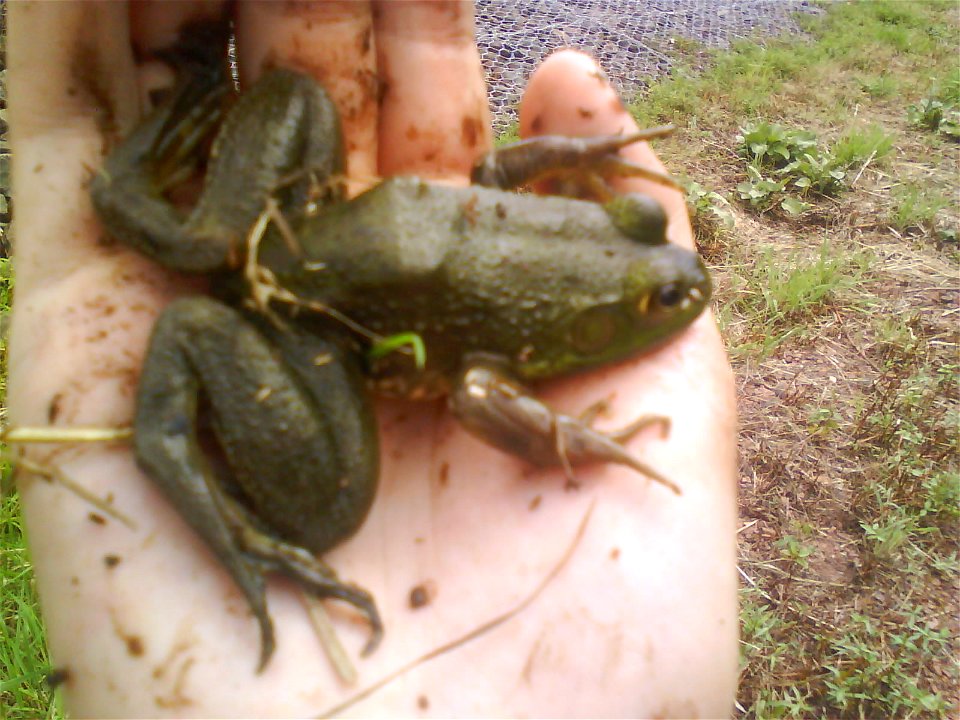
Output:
[
  {"xmin": 201, "ymin": 69, "xmax": 345, "ymax": 228},
  {"xmin": 137, "ymin": 296, "xmax": 371, "ymax": 543}
]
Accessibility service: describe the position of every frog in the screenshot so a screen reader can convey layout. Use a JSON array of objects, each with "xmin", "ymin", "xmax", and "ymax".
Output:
[{"xmin": 90, "ymin": 40, "xmax": 711, "ymax": 672}]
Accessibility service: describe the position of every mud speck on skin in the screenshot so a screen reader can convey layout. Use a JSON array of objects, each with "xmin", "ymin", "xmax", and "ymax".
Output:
[
  {"xmin": 88, "ymin": 512, "xmax": 107, "ymax": 525},
  {"xmin": 461, "ymin": 115, "xmax": 482, "ymax": 149},
  {"xmin": 104, "ymin": 554, "xmax": 122, "ymax": 569},
  {"xmin": 125, "ymin": 635, "xmax": 145, "ymax": 657},
  {"xmin": 45, "ymin": 667, "xmax": 73, "ymax": 689},
  {"xmin": 417, "ymin": 694, "xmax": 430, "ymax": 710},
  {"xmin": 577, "ymin": 107, "xmax": 594, "ymax": 119},
  {"xmin": 359, "ymin": 24, "xmax": 372, "ymax": 54},
  {"xmin": 437, "ymin": 461, "xmax": 450, "ymax": 488},
  {"xmin": 528, "ymin": 494, "xmax": 542, "ymax": 511},
  {"xmin": 409, "ymin": 582, "xmax": 435, "ymax": 609},
  {"xmin": 153, "ymin": 653, "xmax": 197, "ymax": 710},
  {"xmin": 47, "ymin": 393, "xmax": 63, "ymax": 423}
]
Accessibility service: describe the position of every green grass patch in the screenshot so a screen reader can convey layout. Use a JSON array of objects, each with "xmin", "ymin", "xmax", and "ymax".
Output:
[
  {"xmin": 823, "ymin": 611, "xmax": 952, "ymax": 718},
  {"xmin": 1, "ymin": 489, "xmax": 61, "ymax": 719},
  {"xmin": 631, "ymin": 1, "xmax": 958, "ymax": 128},
  {"xmin": 831, "ymin": 123, "xmax": 894, "ymax": 169},
  {"xmin": 725, "ymin": 240, "xmax": 871, "ymax": 358},
  {"xmin": 890, "ymin": 181, "xmax": 953, "ymax": 232},
  {"xmin": 1, "ymin": 256, "xmax": 60, "ymax": 718},
  {"xmin": 858, "ymin": 73, "xmax": 898, "ymax": 99}
]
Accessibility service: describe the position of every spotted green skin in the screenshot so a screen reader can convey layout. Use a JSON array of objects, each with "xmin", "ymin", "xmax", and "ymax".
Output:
[
  {"xmin": 278, "ymin": 176, "xmax": 710, "ymax": 397},
  {"xmin": 91, "ymin": 60, "xmax": 711, "ymax": 669}
]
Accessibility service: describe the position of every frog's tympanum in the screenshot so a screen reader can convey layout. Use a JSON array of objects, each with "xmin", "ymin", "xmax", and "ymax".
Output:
[{"xmin": 91, "ymin": 33, "xmax": 711, "ymax": 671}]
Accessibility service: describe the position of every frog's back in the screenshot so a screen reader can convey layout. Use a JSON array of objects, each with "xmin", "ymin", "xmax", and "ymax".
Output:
[{"xmin": 290, "ymin": 176, "xmax": 641, "ymax": 304}]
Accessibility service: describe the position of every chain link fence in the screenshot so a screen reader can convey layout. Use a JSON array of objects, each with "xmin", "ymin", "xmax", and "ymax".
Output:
[{"xmin": 476, "ymin": 0, "xmax": 822, "ymax": 134}]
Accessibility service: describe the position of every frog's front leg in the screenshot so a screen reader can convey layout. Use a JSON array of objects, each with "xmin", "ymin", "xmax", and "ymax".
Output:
[
  {"xmin": 135, "ymin": 297, "xmax": 381, "ymax": 671},
  {"xmin": 470, "ymin": 126, "xmax": 678, "ymax": 198},
  {"xmin": 449, "ymin": 358, "xmax": 681, "ymax": 494},
  {"xmin": 91, "ymin": 66, "xmax": 345, "ymax": 273}
]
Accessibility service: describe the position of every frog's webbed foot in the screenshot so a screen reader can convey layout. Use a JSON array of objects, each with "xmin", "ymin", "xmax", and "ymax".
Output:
[
  {"xmin": 135, "ymin": 297, "xmax": 381, "ymax": 670},
  {"xmin": 450, "ymin": 360, "xmax": 681, "ymax": 495},
  {"xmin": 470, "ymin": 126, "xmax": 678, "ymax": 199},
  {"xmin": 222, "ymin": 499, "xmax": 383, "ymax": 660}
]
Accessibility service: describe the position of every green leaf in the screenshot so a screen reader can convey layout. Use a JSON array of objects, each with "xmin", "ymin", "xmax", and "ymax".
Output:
[{"xmin": 781, "ymin": 196, "xmax": 810, "ymax": 215}]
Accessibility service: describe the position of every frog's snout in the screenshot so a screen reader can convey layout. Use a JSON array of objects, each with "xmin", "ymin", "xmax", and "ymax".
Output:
[
  {"xmin": 669, "ymin": 253, "xmax": 712, "ymax": 313},
  {"xmin": 634, "ymin": 248, "xmax": 712, "ymax": 321}
]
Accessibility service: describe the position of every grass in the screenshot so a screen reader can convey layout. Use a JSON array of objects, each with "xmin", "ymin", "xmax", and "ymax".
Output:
[
  {"xmin": 890, "ymin": 181, "xmax": 954, "ymax": 233},
  {"xmin": 1, "ymin": 491, "xmax": 61, "ymax": 719},
  {"xmin": 2, "ymin": 1, "xmax": 959, "ymax": 717},
  {"xmin": 721, "ymin": 240, "xmax": 873, "ymax": 359},
  {"xmin": 629, "ymin": 1, "xmax": 958, "ymax": 717},
  {"xmin": 1, "ymin": 255, "xmax": 60, "ymax": 717}
]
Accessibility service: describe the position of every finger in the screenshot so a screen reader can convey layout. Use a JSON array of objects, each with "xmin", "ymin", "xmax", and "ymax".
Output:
[
  {"xmin": 519, "ymin": 49, "xmax": 694, "ymax": 250},
  {"xmin": 513, "ymin": 50, "xmax": 739, "ymax": 715},
  {"xmin": 8, "ymin": 3, "xmax": 137, "ymax": 299},
  {"xmin": 7, "ymin": 2, "xmax": 233, "ymax": 715},
  {"xmin": 374, "ymin": 0, "xmax": 491, "ymax": 178},
  {"xmin": 235, "ymin": 1, "xmax": 378, "ymax": 183}
]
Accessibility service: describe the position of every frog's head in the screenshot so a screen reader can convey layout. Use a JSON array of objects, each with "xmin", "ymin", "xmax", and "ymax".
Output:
[{"xmin": 517, "ymin": 243, "xmax": 712, "ymax": 380}]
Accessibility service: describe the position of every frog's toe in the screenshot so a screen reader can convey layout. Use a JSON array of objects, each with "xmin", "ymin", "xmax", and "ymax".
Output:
[
  {"xmin": 254, "ymin": 607, "xmax": 277, "ymax": 673},
  {"xmin": 592, "ymin": 153, "xmax": 680, "ymax": 190},
  {"xmin": 242, "ymin": 535, "xmax": 383, "ymax": 656},
  {"xmin": 471, "ymin": 125, "xmax": 678, "ymax": 195},
  {"xmin": 289, "ymin": 561, "xmax": 383, "ymax": 656},
  {"xmin": 291, "ymin": 563, "xmax": 383, "ymax": 656}
]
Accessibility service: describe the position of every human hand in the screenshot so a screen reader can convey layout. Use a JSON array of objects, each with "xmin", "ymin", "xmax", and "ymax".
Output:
[{"xmin": 8, "ymin": 1, "xmax": 737, "ymax": 716}]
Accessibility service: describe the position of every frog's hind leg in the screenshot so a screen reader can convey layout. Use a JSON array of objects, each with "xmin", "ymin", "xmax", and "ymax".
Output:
[
  {"xmin": 134, "ymin": 296, "xmax": 380, "ymax": 670},
  {"xmin": 92, "ymin": 58, "xmax": 346, "ymax": 272}
]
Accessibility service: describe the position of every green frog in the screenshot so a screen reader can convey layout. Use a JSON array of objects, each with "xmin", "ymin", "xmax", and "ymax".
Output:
[{"xmin": 90, "ymin": 47, "xmax": 711, "ymax": 671}]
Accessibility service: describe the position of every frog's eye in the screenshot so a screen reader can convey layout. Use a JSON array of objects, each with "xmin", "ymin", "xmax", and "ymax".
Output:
[
  {"xmin": 636, "ymin": 282, "xmax": 686, "ymax": 317},
  {"xmin": 570, "ymin": 307, "xmax": 618, "ymax": 354},
  {"xmin": 656, "ymin": 282, "xmax": 684, "ymax": 308}
]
